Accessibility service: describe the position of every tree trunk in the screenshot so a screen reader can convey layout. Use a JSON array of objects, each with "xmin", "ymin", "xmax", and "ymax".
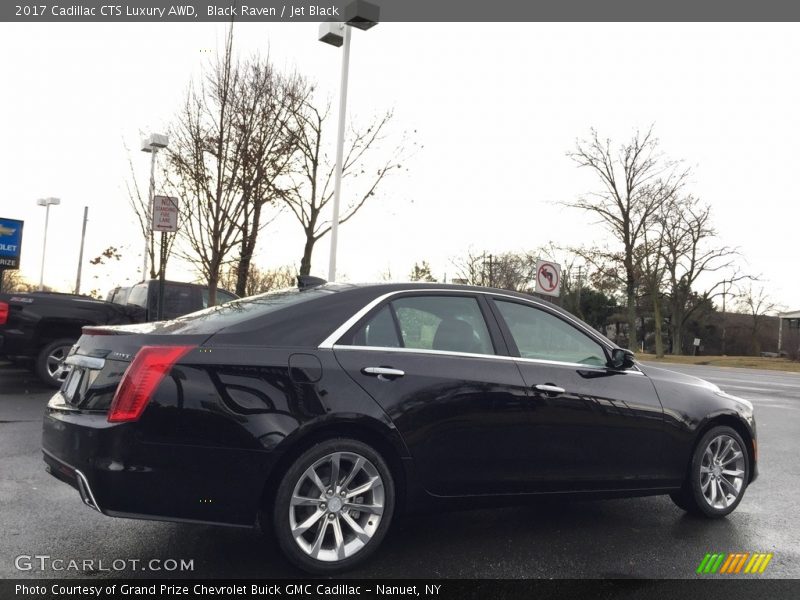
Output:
[
  {"xmin": 235, "ymin": 233, "xmax": 256, "ymax": 297},
  {"xmin": 653, "ymin": 294, "xmax": 664, "ymax": 358},
  {"xmin": 672, "ymin": 321, "xmax": 683, "ymax": 355},
  {"xmin": 299, "ymin": 235, "xmax": 316, "ymax": 277},
  {"xmin": 626, "ymin": 281, "xmax": 637, "ymax": 351},
  {"xmin": 207, "ymin": 263, "xmax": 220, "ymax": 307},
  {"xmin": 235, "ymin": 200, "xmax": 264, "ymax": 296}
]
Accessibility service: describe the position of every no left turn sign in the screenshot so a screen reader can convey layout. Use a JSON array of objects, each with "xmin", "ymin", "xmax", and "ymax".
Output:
[{"xmin": 534, "ymin": 260, "xmax": 561, "ymax": 297}]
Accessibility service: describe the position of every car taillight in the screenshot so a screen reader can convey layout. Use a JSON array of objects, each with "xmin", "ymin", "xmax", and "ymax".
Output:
[
  {"xmin": 0, "ymin": 302, "xmax": 8, "ymax": 325},
  {"xmin": 107, "ymin": 345, "xmax": 194, "ymax": 423}
]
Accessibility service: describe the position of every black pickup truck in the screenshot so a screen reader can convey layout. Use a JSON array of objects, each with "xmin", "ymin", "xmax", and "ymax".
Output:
[{"xmin": 0, "ymin": 279, "xmax": 237, "ymax": 387}]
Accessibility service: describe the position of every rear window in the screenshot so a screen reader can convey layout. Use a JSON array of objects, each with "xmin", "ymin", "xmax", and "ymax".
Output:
[
  {"xmin": 202, "ymin": 288, "xmax": 238, "ymax": 307},
  {"xmin": 126, "ymin": 283, "xmax": 149, "ymax": 308},
  {"xmin": 146, "ymin": 286, "xmax": 336, "ymax": 335}
]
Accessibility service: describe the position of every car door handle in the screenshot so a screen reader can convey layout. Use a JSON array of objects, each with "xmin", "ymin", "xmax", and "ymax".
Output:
[
  {"xmin": 534, "ymin": 384, "xmax": 566, "ymax": 394},
  {"xmin": 362, "ymin": 367, "xmax": 405, "ymax": 379}
]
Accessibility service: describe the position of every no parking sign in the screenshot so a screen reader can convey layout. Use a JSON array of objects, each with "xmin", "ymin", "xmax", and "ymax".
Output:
[{"xmin": 534, "ymin": 260, "xmax": 561, "ymax": 297}]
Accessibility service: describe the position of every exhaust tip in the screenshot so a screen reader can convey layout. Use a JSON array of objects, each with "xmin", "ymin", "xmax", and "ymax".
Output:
[{"xmin": 75, "ymin": 469, "xmax": 102, "ymax": 513}]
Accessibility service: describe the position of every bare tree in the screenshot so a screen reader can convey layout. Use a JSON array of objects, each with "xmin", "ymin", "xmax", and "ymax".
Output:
[
  {"xmin": 281, "ymin": 93, "xmax": 410, "ymax": 277},
  {"xmin": 168, "ymin": 28, "xmax": 248, "ymax": 306},
  {"xmin": 567, "ymin": 126, "xmax": 687, "ymax": 349},
  {"xmin": 409, "ymin": 261, "xmax": 437, "ymax": 282},
  {"xmin": 737, "ymin": 285, "xmax": 779, "ymax": 355},
  {"xmin": 219, "ymin": 263, "xmax": 296, "ymax": 297},
  {"xmin": 450, "ymin": 248, "xmax": 485, "ymax": 286},
  {"xmin": 660, "ymin": 196, "xmax": 746, "ymax": 354},
  {"xmin": 231, "ymin": 63, "xmax": 309, "ymax": 296},
  {"xmin": 637, "ymin": 199, "xmax": 672, "ymax": 357},
  {"xmin": 0, "ymin": 269, "xmax": 29, "ymax": 293}
]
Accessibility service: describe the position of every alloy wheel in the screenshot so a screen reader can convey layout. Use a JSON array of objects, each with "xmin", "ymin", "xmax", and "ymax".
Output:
[
  {"xmin": 46, "ymin": 344, "xmax": 72, "ymax": 382},
  {"xmin": 289, "ymin": 451, "xmax": 385, "ymax": 562},
  {"xmin": 700, "ymin": 434, "xmax": 746, "ymax": 510}
]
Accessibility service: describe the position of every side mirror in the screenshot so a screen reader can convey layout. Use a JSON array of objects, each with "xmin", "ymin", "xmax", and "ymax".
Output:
[{"xmin": 610, "ymin": 348, "xmax": 636, "ymax": 370}]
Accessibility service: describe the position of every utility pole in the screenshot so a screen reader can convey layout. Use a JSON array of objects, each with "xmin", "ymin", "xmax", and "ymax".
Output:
[
  {"xmin": 575, "ymin": 265, "xmax": 583, "ymax": 315},
  {"xmin": 74, "ymin": 206, "xmax": 88, "ymax": 294},
  {"xmin": 488, "ymin": 254, "xmax": 493, "ymax": 288}
]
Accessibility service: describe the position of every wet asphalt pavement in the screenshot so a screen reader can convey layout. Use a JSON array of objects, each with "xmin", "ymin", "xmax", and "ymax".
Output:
[{"xmin": 0, "ymin": 360, "xmax": 798, "ymax": 579}]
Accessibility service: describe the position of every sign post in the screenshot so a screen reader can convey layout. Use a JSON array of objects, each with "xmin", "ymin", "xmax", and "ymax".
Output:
[
  {"xmin": 150, "ymin": 196, "xmax": 179, "ymax": 320},
  {"xmin": 0, "ymin": 217, "xmax": 24, "ymax": 293},
  {"xmin": 534, "ymin": 259, "xmax": 562, "ymax": 298}
]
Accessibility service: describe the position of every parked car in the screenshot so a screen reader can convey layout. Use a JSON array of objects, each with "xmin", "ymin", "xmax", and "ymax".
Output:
[
  {"xmin": 0, "ymin": 280, "xmax": 236, "ymax": 386},
  {"xmin": 41, "ymin": 280, "xmax": 757, "ymax": 573}
]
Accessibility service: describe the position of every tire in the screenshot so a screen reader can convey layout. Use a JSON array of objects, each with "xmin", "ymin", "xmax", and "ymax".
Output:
[
  {"xmin": 670, "ymin": 426, "xmax": 749, "ymax": 518},
  {"xmin": 35, "ymin": 338, "xmax": 76, "ymax": 388},
  {"xmin": 272, "ymin": 438, "xmax": 395, "ymax": 574}
]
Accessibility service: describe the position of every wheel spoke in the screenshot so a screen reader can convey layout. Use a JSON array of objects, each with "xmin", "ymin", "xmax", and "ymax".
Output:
[
  {"xmin": 722, "ymin": 468, "xmax": 744, "ymax": 478},
  {"xmin": 346, "ymin": 475, "xmax": 380, "ymax": 498},
  {"xmin": 345, "ymin": 502, "xmax": 383, "ymax": 515},
  {"xmin": 701, "ymin": 476, "xmax": 712, "ymax": 492},
  {"xmin": 340, "ymin": 457, "xmax": 365, "ymax": 491},
  {"xmin": 309, "ymin": 518, "xmax": 330, "ymax": 558},
  {"xmin": 341, "ymin": 512, "xmax": 371, "ymax": 544},
  {"xmin": 720, "ymin": 451, "xmax": 743, "ymax": 466},
  {"xmin": 292, "ymin": 509, "xmax": 324, "ymax": 537},
  {"xmin": 717, "ymin": 481, "xmax": 728, "ymax": 507},
  {"xmin": 330, "ymin": 453, "xmax": 341, "ymax": 488},
  {"xmin": 719, "ymin": 476, "xmax": 739, "ymax": 496},
  {"xmin": 305, "ymin": 467, "xmax": 327, "ymax": 495},
  {"xmin": 708, "ymin": 477, "xmax": 717, "ymax": 502},
  {"xmin": 718, "ymin": 438, "xmax": 734, "ymax": 462},
  {"xmin": 700, "ymin": 466, "xmax": 712, "ymax": 474},
  {"xmin": 332, "ymin": 516, "xmax": 346, "ymax": 560},
  {"xmin": 291, "ymin": 494, "xmax": 321, "ymax": 507}
]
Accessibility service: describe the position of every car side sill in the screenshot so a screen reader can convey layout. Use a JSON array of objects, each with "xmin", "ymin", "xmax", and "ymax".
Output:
[
  {"xmin": 426, "ymin": 485, "xmax": 681, "ymax": 499},
  {"xmin": 103, "ymin": 510, "xmax": 255, "ymax": 529}
]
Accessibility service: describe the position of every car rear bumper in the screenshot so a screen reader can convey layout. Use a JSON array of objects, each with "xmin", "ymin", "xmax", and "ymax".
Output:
[
  {"xmin": 42, "ymin": 448, "xmax": 103, "ymax": 513},
  {"xmin": 42, "ymin": 392, "xmax": 272, "ymax": 528}
]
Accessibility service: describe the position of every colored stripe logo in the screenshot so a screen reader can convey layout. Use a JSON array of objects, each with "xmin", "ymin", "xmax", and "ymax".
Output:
[{"xmin": 697, "ymin": 552, "xmax": 773, "ymax": 574}]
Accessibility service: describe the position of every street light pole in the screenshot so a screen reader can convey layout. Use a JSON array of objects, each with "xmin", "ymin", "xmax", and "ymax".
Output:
[
  {"xmin": 142, "ymin": 145, "xmax": 158, "ymax": 280},
  {"xmin": 141, "ymin": 134, "xmax": 168, "ymax": 283},
  {"xmin": 74, "ymin": 206, "xmax": 88, "ymax": 294},
  {"xmin": 36, "ymin": 197, "xmax": 60, "ymax": 291},
  {"xmin": 319, "ymin": 1, "xmax": 380, "ymax": 282},
  {"xmin": 327, "ymin": 24, "xmax": 351, "ymax": 282}
]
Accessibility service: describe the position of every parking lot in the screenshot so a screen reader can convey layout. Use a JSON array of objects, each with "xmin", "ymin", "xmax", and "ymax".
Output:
[{"xmin": 1, "ymin": 360, "xmax": 798, "ymax": 579}]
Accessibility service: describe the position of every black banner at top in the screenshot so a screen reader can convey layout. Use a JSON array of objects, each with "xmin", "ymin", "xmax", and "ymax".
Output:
[{"xmin": 3, "ymin": 0, "xmax": 800, "ymax": 22}]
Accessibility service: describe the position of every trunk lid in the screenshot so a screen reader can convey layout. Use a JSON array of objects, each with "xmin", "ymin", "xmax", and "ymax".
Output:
[{"xmin": 56, "ymin": 325, "xmax": 209, "ymax": 412}]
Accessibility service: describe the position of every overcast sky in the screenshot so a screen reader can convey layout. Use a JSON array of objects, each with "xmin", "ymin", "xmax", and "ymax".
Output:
[{"xmin": 1, "ymin": 22, "xmax": 798, "ymax": 310}]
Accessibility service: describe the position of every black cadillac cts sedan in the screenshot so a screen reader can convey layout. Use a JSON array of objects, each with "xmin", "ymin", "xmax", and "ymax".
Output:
[{"xmin": 42, "ymin": 280, "xmax": 758, "ymax": 573}]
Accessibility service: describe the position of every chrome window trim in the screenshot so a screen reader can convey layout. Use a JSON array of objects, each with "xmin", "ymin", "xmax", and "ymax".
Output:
[
  {"xmin": 319, "ymin": 288, "xmax": 643, "ymax": 376},
  {"xmin": 332, "ymin": 344, "xmax": 644, "ymax": 376}
]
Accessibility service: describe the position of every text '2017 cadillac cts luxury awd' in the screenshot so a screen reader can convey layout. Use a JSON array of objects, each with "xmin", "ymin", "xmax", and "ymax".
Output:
[{"xmin": 42, "ymin": 279, "xmax": 758, "ymax": 573}]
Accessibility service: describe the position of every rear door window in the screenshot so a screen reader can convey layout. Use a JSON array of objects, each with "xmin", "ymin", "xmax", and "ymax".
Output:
[{"xmin": 348, "ymin": 295, "xmax": 495, "ymax": 355}]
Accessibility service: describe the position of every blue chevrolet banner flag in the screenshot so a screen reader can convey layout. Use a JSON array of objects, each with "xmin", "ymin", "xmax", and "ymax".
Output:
[{"xmin": 0, "ymin": 217, "xmax": 24, "ymax": 269}]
